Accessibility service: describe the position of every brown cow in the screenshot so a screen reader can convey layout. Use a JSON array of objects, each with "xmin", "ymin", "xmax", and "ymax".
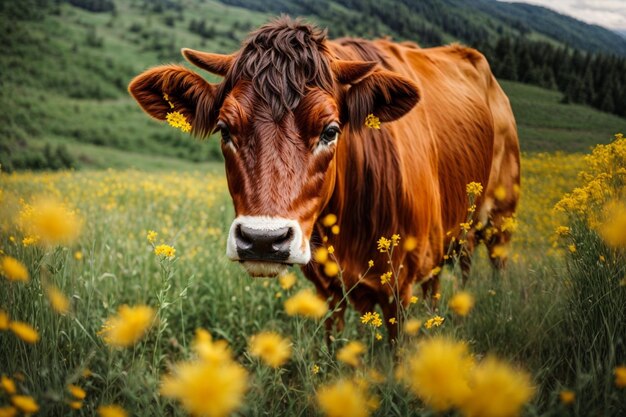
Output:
[{"xmin": 128, "ymin": 17, "xmax": 520, "ymax": 340}]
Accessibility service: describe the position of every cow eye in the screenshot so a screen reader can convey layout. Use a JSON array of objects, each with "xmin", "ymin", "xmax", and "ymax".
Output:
[
  {"xmin": 216, "ymin": 121, "xmax": 231, "ymax": 144},
  {"xmin": 320, "ymin": 123, "xmax": 340, "ymax": 145}
]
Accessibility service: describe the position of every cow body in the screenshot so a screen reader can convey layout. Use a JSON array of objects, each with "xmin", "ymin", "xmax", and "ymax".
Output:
[
  {"xmin": 305, "ymin": 39, "xmax": 519, "ymax": 336},
  {"xmin": 128, "ymin": 18, "xmax": 520, "ymax": 340}
]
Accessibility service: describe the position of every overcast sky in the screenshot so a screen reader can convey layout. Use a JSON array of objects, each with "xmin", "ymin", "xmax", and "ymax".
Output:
[{"xmin": 500, "ymin": 0, "xmax": 626, "ymax": 31}]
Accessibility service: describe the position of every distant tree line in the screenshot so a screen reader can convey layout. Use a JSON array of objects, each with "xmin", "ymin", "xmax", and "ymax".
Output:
[{"xmin": 477, "ymin": 37, "xmax": 626, "ymax": 117}]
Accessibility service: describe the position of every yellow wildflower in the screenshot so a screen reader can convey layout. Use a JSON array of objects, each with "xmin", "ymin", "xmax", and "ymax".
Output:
[
  {"xmin": 337, "ymin": 341, "xmax": 366, "ymax": 367},
  {"xmin": 161, "ymin": 341, "xmax": 248, "ymax": 417},
  {"xmin": 377, "ymin": 237, "xmax": 390, "ymax": 252},
  {"xmin": 97, "ymin": 404, "xmax": 128, "ymax": 417},
  {"xmin": 45, "ymin": 284, "xmax": 70, "ymax": 314},
  {"xmin": 433, "ymin": 292, "xmax": 441, "ymax": 301},
  {"xmin": 360, "ymin": 311, "xmax": 382, "ymax": 328},
  {"xmin": 192, "ymin": 329, "xmax": 232, "ymax": 365},
  {"xmin": 312, "ymin": 364, "xmax": 320, "ymax": 374},
  {"xmin": 424, "ymin": 315, "xmax": 444, "ymax": 329},
  {"xmin": 99, "ymin": 305, "xmax": 155, "ymax": 348},
  {"xmin": 389, "ymin": 317, "xmax": 397, "ymax": 325},
  {"xmin": 327, "ymin": 245, "xmax": 335, "ymax": 255},
  {"xmin": 1, "ymin": 376, "xmax": 16, "ymax": 394},
  {"xmin": 248, "ymin": 331, "xmax": 291, "ymax": 368},
  {"xmin": 460, "ymin": 356, "xmax": 534, "ymax": 417},
  {"xmin": 0, "ymin": 310, "xmax": 8, "ymax": 330},
  {"xmin": 491, "ymin": 245, "xmax": 509, "ymax": 259},
  {"xmin": 9, "ymin": 321, "xmax": 39, "ymax": 343},
  {"xmin": 284, "ymin": 290, "xmax": 328, "ymax": 319},
  {"xmin": 331, "ymin": 225, "xmax": 340, "ymax": 235},
  {"xmin": 19, "ymin": 198, "xmax": 82, "ymax": 245},
  {"xmin": 568, "ymin": 244, "xmax": 576, "ymax": 253},
  {"xmin": 68, "ymin": 384, "xmax": 86, "ymax": 400},
  {"xmin": 448, "ymin": 292, "xmax": 475, "ymax": 317},
  {"xmin": 314, "ymin": 247, "xmax": 329, "ymax": 263},
  {"xmin": 380, "ymin": 271, "xmax": 392, "ymax": 285},
  {"xmin": 81, "ymin": 368, "xmax": 92, "ymax": 378},
  {"xmin": 375, "ymin": 332, "xmax": 382, "ymax": 341},
  {"xmin": 364, "ymin": 114, "xmax": 381, "ymax": 129},
  {"xmin": 317, "ymin": 379, "xmax": 377, "ymax": 417},
  {"xmin": 615, "ymin": 366, "xmax": 626, "ymax": 388},
  {"xmin": 466, "ymin": 182, "xmax": 483, "ymax": 197},
  {"xmin": 559, "ymin": 390, "xmax": 575, "ymax": 405},
  {"xmin": 399, "ymin": 337, "xmax": 472, "ymax": 411},
  {"xmin": 367, "ymin": 260, "xmax": 374, "ymax": 268},
  {"xmin": 154, "ymin": 244, "xmax": 176, "ymax": 258},
  {"xmin": 460, "ymin": 222, "xmax": 472, "ymax": 232},
  {"xmin": 403, "ymin": 236, "xmax": 418, "ymax": 251},
  {"xmin": 74, "ymin": 251, "xmax": 83, "ymax": 261},
  {"xmin": 68, "ymin": 401, "xmax": 82, "ymax": 409},
  {"xmin": 1, "ymin": 256, "xmax": 29, "ymax": 282},
  {"xmin": 278, "ymin": 272, "xmax": 296, "ymax": 290},
  {"xmin": 324, "ymin": 261, "xmax": 340, "ymax": 277},
  {"xmin": 322, "ymin": 213, "xmax": 337, "ymax": 227},
  {"xmin": 391, "ymin": 234, "xmax": 401, "ymax": 246},
  {"xmin": 494, "ymin": 185, "xmax": 507, "ymax": 201},
  {"xmin": 22, "ymin": 236, "xmax": 39, "ymax": 247},
  {"xmin": 555, "ymin": 226, "xmax": 570, "ymax": 236},
  {"xmin": 11, "ymin": 396, "xmax": 39, "ymax": 414},
  {"xmin": 410, "ymin": 296, "xmax": 418, "ymax": 304},
  {"xmin": 404, "ymin": 319, "xmax": 422, "ymax": 335},
  {"xmin": 0, "ymin": 406, "xmax": 16, "ymax": 417},
  {"xmin": 147, "ymin": 230, "xmax": 158, "ymax": 243},
  {"xmin": 275, "ymin": 291, "xmax": 282, "ymax": 299},
  {"xmin": 166, "ymin": 111, "xmax": 192, "ymax": 133}
]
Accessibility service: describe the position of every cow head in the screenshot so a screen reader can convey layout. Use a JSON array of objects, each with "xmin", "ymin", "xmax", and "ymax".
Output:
[{"xmin": 129, "ymin": 17, "xmax": 419, "ymax": 277}]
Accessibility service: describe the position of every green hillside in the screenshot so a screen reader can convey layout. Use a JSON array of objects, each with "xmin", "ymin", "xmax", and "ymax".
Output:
[{"xmin": 0, "ymin": 0, "xmax": 624, "ymax": 172}]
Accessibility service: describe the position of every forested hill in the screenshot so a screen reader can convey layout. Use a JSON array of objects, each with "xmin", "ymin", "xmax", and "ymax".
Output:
[{"xmin": 221, "ymin": 0, "xmax": 626, "ymax": 57}]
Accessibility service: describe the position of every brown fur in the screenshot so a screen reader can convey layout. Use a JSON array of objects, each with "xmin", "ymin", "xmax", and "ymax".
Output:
[{"xmin": 128, "ymin": 17, "xmax": 521, "ymax": 340}]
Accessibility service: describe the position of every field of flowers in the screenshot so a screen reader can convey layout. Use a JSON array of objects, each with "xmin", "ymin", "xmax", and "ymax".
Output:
[{"xmin": 1, "ymin": 137, "xmax": 625, "ymax": 417}]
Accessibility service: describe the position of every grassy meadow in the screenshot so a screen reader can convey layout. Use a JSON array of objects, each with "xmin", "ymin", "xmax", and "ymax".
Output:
[{"xmin": 1, "ymin": 137, "xmax": 626, "ymax": 416}]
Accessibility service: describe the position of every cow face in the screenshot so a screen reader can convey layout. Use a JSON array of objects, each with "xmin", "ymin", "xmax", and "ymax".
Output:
[{"xmin": 129, "ymin": 19, "xmax": 419, "ymax": 277}]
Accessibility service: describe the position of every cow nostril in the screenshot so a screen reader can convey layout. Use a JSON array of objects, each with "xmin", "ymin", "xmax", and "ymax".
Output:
[
  {"xmin": 271, "ymin": 227, "xmax": 294, "ymax": 251},
  {"xmin": 235, "ymin": 224, "xmax": 253, "ymax": 249}
]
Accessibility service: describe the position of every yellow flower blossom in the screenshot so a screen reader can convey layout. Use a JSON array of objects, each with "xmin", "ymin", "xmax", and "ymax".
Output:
[
  {"xmin": 161, "ymin": 333, "xmax": 248, "ymax": 417},
  {"xmin": 284, "ymin": 290, "xmax": 328, "ymax": 319},
  {"xmin": 0, "ymin": 310, "xmax": 9, "ymax": 330},
  {"xmin": 615, "ymin": 366, "xmax": 626, "ymax": 388},
  {"xmin": 331, "ymin": 225, "xmax": 340, "ymax": 235},
  {"xmin": 399, "ymin": 337, "xmax": 472, "ymax": 411},
  {"xmin": 391, "ymin": 234, "xmax": 401, "ymax": 246},
  {"xmin": 0, "ymin": 406, "xmax": 16, "ymax": 417},
  {"xmin": 68, "ymin": 401, "xmax": 83, "ymax": 410},
  {"xmin": 403, "ymin": 236, "xmax": 418, "ymax": 251},
  {"xmin": 19, "ymin": 198, "xmax": 82, "ymax": 245},
  {"xmin": 9, "ymin": 321, "xmax": 39, "ymax": 344},
  {"xmin": 1, "ymin": 376, "xmax": 16, "ymax": 394},
  {"xmin": 367, "ymin": 260, "xmax": 374, "ymax": 268},
  {"xmin": 324, "ymin": 261, "xmax": 339, "ymax": 277},
  {"xmin": 364, "ymin": 114, "xmax": 381, "ymax": 129},
  {"xmin": 327, "ymin": 245, "xmax": 334, "ymax": 255},
  {"xmin": 11, "ymin": 396, "xmax": 39, "ymax": 414},
  {"xmin": 380, "ymin": 271, "xmax": 392, "ymax": 285},
  {"xmin": 147, "ymin": 230, "xmax": 158, "ymax": 243},
  {"xmin": 404, "ymin": 319, "xmax": 422, "ymax": 335},
  {"xmin": 559, "ymin": 390, "xmax": 575, "ymax": 405},
  {"xmin": 97, "ymin": 404, "xmax": 128, "ymax": 417},
  {"xmin": 166, "ymin": 111, "xmax": 192, "ymax": 133},
  {"xmin": 314, "ymin": 247, "xmax": 329, "ymax": 263},
  {"xmin": 45, "ymin": 284, "xmax": 70, "ymax": 314},
  {"xmin": 410, "ymin": 296, "xmax": 418, "ymax": 304},
  {"xmin": 555, "ymin": 226, "xmax": 570, "ymax": 236},
  {"xmin": 375, "ymin": 332, "xmax": 382, "ymax": 341},
  {"xmin": 459, "ymin": 356, "xmax": 534, "ymax": 417},
  {"xmin": 377, "ymin": 237, "xmax": 391, "ymax": 252},
  {"xmin": 360, "ymin": 311, "xmax": 382, "ymax": 328},
  {"xmin": 322, "ymin": 213, "xmax": 337, "ymax": 227},
  {"xmin": 154, "ymin": 244, "xmax": 176, "ymax": 258},
  {"xmin": 568, "ymin": 244, "xmax": 576, "ymax": 253},
  {"xmin": 448, "ymin": 292, "xmax": 475, "ymax": 317},
  {"xmin": 388, "ymin": 317, "xmax": 397, "ymax": 325},
  {"xmin": 68, "ymin": 384, "xmax": 86, "ymax": 400},
  {"xmin": 74, "ymin": 251, "xmax": 83, "ymax": 260},
  {"xmin": 278, "ymin": 272, "xmax": 296, "ymax": 290},
  {"xmin": 337, "ymin": 341, "xmax": 366, "ymax": 367},
  {"xmin": 466, "ymin": 182, "xmax": 483, "ymax": 197},
  {"xmin": 317, "ymin": 379, "xmax": 378, "ymax": 417},
  {"xmin": 22, "ymin": 236, "xmax": 39, "ymax": 247},
  {"xmin": 248, "ymin": 331, "xmax": 291, "ymax": 368},
  {"xmin": 494, "ymin": 185, "xmax": 507, "ymax": 201},
  {"xmin": 433, "ymin": 292, "xmax": 441, "ymax": 301},
  {"xmin": 1, "ymin": 256, "xmax": 29, "ymax": 282},
  {"xmin": 312, "ymin": 364, "xmax": 320, "ymax": 374},
  {"xmin": 99, "ymin": 305, "xmax": 155, "ymax": 348},
  {"xmin": 424, "ymin": 315, "xmax": 444, "ymax": 329}
]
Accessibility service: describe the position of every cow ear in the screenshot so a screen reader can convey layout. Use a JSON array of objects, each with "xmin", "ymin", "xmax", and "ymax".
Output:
[
  {"xmin": 182, "ymin": 48, "xmax": 235, "ymax": 76},
  {"xmin": 128, "ymin": 65, "xmax": 217, "ymax": 136},
  {"xmin": 343, "ymin": 70, "xmax": 420, "ymax": 130},
  {"xmin": 332, "ymin": 60, "xmax": 377, "ymax": 84}
]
